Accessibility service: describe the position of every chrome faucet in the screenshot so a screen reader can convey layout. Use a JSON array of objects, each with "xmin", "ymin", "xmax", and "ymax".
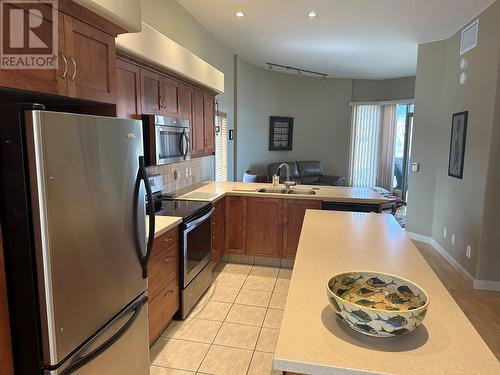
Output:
[{"xmin": 276, "ymin": 163, "xmax": 297, "ymax": 189}]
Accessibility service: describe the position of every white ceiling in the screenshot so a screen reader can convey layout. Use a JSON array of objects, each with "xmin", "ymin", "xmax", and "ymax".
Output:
[{"xmin": 177, "ymin": 0, "xmax": 495, "ymax": 79}]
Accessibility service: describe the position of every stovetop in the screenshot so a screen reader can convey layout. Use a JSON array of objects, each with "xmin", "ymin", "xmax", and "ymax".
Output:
[{"xmin": 153, "ymin": 198, "xmax": 212, "ymax": 222}]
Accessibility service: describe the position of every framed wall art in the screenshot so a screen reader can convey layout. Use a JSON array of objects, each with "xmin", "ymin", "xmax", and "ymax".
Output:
[
  {"xmin": 269, "ymin": 116, "xmax": 293, "ymax": 151},
  {"xmin": 448, "ymin": 111, "xmax": 468, "ymax": 179}
]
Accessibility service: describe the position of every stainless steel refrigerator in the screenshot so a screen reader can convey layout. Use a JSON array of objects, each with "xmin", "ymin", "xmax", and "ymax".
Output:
[{"xmin": 0, "ymin": 104, "xmax": 155, "ymax": 374}]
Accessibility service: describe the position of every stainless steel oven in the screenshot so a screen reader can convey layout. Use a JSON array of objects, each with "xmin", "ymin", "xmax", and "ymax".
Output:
[
  {"xmin": 142, "ymin": 115, "xmax": 190, "ymax": 166},
  {"xmin": 180, "ymin": 206, "xmax": 214, "ymax": 318}
]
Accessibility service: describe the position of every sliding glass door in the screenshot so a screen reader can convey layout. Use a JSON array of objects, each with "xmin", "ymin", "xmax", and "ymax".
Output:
[{"xmin": 393, "ymin": 104, "xmax": 414, "ymax": 200}]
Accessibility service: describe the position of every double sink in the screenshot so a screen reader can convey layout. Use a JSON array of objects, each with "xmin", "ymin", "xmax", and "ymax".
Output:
[{"xmin": 257, "ymin": 188, "xmax": 316, "ymax": 195}]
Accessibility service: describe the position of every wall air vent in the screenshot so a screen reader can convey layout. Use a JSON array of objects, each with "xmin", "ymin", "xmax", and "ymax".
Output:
[{"xmin": 460, "ymin": 19, "xmax": 479, "ymax": 55}]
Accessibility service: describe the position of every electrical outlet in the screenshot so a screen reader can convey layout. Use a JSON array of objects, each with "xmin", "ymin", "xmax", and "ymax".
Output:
[
  {"xmin": 444, "ymin": 228, "xmax": 447, "ymax": 238},
  {"xmin": 466, "ymin": 246, "xmax": 472, "ymax": 258},
  {"xmin": 452, "ymin": 234, "xmax": 456, "ymax": 244}
]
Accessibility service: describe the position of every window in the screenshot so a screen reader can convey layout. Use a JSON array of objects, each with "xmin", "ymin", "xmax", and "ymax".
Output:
[
  {"xmin": 215, "ymin": 111, "xmax": 228, "ymax": 181},
  {"xmin": 348, "ymin": 105, "xmax": 382, "ymax": 187}
]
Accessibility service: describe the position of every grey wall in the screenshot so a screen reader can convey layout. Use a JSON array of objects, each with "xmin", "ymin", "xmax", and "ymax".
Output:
[
  {"xmin": 140, "ymin": 0, "xmax": 235, "ymax": 180},
  {"xmin": 405, "ymin": 42, "xmax": 445, "ymax": 237},
  {"xmin": 407, "ymin": 0, "xmax": 500, "ymax": 281},
  {"xmin": 235, "ymin": 58, "xmax": 353, "ymax": 180},
  {"xmin": 352, "ymin": 77, "xmax": 416, "ymax": 102}
]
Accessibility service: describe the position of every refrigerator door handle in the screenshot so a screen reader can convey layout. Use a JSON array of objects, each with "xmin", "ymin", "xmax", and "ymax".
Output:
[
  {"xmin": 134, "ymin": 155, "xmax": 155, "ymax": 278},
  {"xmin": 59, "ymin": 295, "xmax": 148, "ymax": 375}
]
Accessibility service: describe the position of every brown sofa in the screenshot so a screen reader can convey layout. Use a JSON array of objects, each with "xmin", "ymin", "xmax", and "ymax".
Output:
[{"xmin": 267, "ymin": 161, "xmax": 346, "ymax": 186}]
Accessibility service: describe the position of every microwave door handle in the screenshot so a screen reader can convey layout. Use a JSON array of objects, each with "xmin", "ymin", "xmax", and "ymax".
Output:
[
  {"xmin": 178, "ymin": 132, "xmax": 185, "ymax": 158},
  {"xmin": 183, "ymin": 132, "xmax": 190, "ymax": 158},
  {"xmin": 134, "ymin": 156, "xmax": 155, "ymax": 278},
  {"xmin": 58, "ymin": 295, "xmax": 147, "ymax": 375}
]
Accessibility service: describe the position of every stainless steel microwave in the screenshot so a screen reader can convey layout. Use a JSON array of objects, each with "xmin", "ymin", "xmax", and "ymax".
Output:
[{"xmin": 142, "ymin": 115, "xmax": 190, "ymax": 166}]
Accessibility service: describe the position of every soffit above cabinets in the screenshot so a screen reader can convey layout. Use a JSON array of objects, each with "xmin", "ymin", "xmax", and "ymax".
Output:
[
  {"xmin": 73, "ymin": 0, "xmax": 142, "ymax": 32},
  {"xmin": 116, "ymin": 23, "xmax": 224, "ymax": 93}
]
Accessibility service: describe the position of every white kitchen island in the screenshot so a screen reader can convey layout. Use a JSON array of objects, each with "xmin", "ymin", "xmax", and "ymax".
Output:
[{"xmin": 274, "ymin": 210, "xmax": 500, "ymax": 374}]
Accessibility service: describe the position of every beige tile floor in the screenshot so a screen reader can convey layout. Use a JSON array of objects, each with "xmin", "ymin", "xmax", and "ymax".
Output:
[{"xmin": 150, "ymin": 263, "xmax": 289, "ymax": 374}]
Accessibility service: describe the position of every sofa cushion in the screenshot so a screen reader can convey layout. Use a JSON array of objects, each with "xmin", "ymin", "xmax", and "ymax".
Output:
[
  {"xmin": 300, "ymin": 176, "xmax": 321, "ymax": 184},
  {"xmin": 267, "ymin": 162, "xmax": 300, "ymax": 181},
  {"xmin": 297, "ymin": 161, "xmax": 323, "ymax": 178}
]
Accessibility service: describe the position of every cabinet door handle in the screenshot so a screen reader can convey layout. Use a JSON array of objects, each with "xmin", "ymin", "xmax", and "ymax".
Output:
[
  {"xmin": 165, "ymin": 289, "xmax": 174, "ymax": 297},
  {"xmin": 164, "ymin": 236, "xmax": 175, "ymax": 243},
  {"xmin": 59, "ymin": 52, "xmax": 67, "ymax": 78},
  {"xmin": 69, "ymin": 56, "xmax": 77, "ymax": 81},
  {"xmin": 159, "ymin": 96, "xmax": 163, "ymax": 108}
]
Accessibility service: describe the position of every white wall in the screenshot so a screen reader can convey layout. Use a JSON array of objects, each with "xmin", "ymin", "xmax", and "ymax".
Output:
[
  {"xmin": 236, "ymin": 58, "xmax": 353, "ymax": 180},
  {"xmin": 140, "ymin": 0, "xmax": 235, "ymax": 180}
]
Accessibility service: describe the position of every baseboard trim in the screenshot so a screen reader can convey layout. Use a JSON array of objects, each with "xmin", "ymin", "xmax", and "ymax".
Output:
[
  {"xmin": 406, "ymin": 231, "xmax": 500, "ymax": 291},
  {"xmin": 473, "ymin": 279, "xmax": 500, "ymax": 291},
  {"xmin": 428, "ymin": 238, "xmax": 474, "ymax": 284},
  {"xmin": 406, "ymin": 232, "xmax": 432, "ymax": 244}
]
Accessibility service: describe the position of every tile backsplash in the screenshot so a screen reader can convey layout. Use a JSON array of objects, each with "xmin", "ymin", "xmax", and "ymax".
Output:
[{"xmin": 146, "ymin": 156, "xmax": 215, "ymax": 194}]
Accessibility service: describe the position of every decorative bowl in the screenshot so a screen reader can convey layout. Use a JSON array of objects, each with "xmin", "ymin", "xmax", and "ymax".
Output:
[{"xmin": 326, "ymin": 271, "xmax": 429, "ymax": 337}]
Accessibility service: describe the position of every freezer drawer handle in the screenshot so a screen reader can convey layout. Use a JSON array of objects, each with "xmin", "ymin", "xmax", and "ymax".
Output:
[
  {"xmin": 59, "ymin": 296, "xmax": 147, "ymax": 374},
  {"xmin": 134, "ymin": 155, "xmax": 155, "ymax": 278}
]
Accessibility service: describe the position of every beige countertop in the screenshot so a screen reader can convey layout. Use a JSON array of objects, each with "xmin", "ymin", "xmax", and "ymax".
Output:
[
  {"xmin": 175, "ymin": 181, "xmax": 389, "ymax": 204},
  {"xmin": 146, "ymin": 216, "xmax": 182, "ymax": 238},
  {"xmin": 274, "ymin": 211, "xmax": 500, "ymax": 374}
]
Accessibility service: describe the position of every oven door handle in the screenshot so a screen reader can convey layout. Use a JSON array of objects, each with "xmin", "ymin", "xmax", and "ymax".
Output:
[
  {"xmin": 134, "ymin": 155, "xmax": 155, "ymax": 278},
  {"xmin": 184, "ymin": 207, "xmax": 215, "ymax": 230}
]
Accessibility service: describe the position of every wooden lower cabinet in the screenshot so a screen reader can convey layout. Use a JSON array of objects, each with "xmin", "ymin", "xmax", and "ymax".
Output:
[
  {"xmin": 222, "ymin": 197, "xmax": 322, "ymax": 259},
  {"xmin": 225, "ymin": 196, "xmax": 247, "ymax": 254},
  {"xmin": 148, "ymin": 278, "xmax": 179, "ymax": 345},
  {"xmin": 211, "ymin": 199, "xmax": 225, "ymax": 267},
  {"xmin": 246, "ymin": 197, "xmax": 283, "ymax": 258},
  {"xmin": 147, "ymin": 226, "xmax": 180, "ymax": 345},
  {"xmin": 283, "ymin": 199, "xmax": 322, "ymax": 259}
]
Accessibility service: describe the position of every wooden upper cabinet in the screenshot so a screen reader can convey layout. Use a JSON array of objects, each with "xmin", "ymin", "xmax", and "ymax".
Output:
[
  {"xmin": 191, "ymin": 89, "xmax": 205, "ymax": 155},
  {"xmin": 203, "ymin": 93, "xmax": 215, "ymax": 154},
  {"xmin": 63, "ymin": 14, "xmax": 116, "ymax": 103},
  {"xmin": 116, "ymin": 58, "xmax": 141, "ymax": 119},
  {"xmin": 283, "ymin": 200, "xmax": 322, "ymax": 259},
  {"xmin": 0, "ymin": 4, "xmax": 119, "ymax": 103},
  {"xmin": 178, "ymin": 83, "xmax": 192, "ymax": 121},
  {"xmin": 225, "ymin": 196, "xmax": 247, "ymax": 255},
  {"xmin": 141, "ymin": 69, "xmax": 179, "ymax": 116},
  {"xmin": 141, "ymin": 69, "xmax": 163, "ymax": 115},
  {"xmin": 0, "ymin": 6, "xmax": 65, "ymax": 96},
  {"xmin": 163, "ymin": 77, "xmax": 178, "ymax": 115},
  {"xmin": 246, "ymin": 198, "xmax": 283, "ymax": 258}
]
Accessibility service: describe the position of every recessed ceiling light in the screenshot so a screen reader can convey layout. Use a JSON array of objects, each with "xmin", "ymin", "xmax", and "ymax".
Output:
[
  {"xmin": 307, "ymin": 11, "xmax": 317, "ymax": 18},
  {"xmin": 235, "ymin": 11, "xmax": 244, "ymax": 18}
]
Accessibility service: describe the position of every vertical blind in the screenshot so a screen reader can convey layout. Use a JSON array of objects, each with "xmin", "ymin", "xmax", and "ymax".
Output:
[
  {"xmin": 215, "ymin": 111, "xmax": 228, "ymax": 181},
  {"xmin": 348, "ymin": 105, "xmax": 382, "ymax": 187}
]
